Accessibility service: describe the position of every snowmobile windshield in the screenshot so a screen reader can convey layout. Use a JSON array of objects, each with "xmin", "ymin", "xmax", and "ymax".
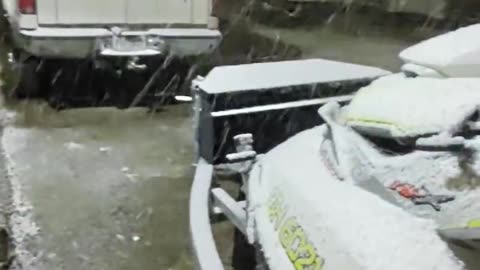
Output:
[
  {"xmin": 344, "ymin": 102, "xmax": 480, "ymax": 156},
  {"xmin": 345, "ymin": 76, "xmax": 480, "ymax": 139}
]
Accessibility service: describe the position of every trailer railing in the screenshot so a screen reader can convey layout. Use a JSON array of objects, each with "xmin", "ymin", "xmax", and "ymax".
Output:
[{"xmin": 189, "ymin": 158, "xmax": 224, "ymax": 270}]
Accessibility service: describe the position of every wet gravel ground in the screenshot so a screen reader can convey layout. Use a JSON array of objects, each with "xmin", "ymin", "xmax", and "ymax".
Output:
[
  {"xmin": 253, "ymin": 26, "xmax": 410, "ymax": 71},
  {"xmin": 0, "ymin": 100, "xmax": 238, "ymax": 270},
  {"xmin": 2, "ymin": 103, "xmax": 195, "ymax": 270}
]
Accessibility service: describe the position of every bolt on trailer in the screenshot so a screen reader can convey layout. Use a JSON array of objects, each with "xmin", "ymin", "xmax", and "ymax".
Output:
[{"xmin": 188, "ymin": 58, "xmax": 390, "ymax": 270}]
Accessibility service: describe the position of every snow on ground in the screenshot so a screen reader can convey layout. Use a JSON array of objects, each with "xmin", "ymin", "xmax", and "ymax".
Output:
[
  {"xmin": 252, "ymin": 26, "xmax": 410, "ymax": 71},
  {"xmin": 0, "ymin": 103, "xmax": 222, "ymax": 270},
  {"xmin": 64, "ymin": 142, "xmax": 85, "ymax": 151},
  {"xmin": 2, "ymin": 126, "xmax": 41, "ymax": 269}
]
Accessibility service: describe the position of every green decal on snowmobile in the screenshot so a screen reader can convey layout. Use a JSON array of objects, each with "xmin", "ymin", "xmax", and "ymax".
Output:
[
  {"xmin": 467, "ymin": 219, "xmax": 480, "ymax": 228},
  {"xmin": 268, "ymin": 189, "xmax": 325, "ymax": 270}
]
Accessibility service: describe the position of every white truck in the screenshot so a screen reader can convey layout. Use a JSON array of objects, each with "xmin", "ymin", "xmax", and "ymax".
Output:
[{"xmin": 1, "ymin": 0, "xmax": 221, "ymax": 97}]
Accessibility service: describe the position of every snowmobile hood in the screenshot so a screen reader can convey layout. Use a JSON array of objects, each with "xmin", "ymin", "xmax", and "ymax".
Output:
[
  {"xmin": 345, "ymin": 75, "xmax": 480, "ymax": 138},
  {"xmin": 247, "ymin": 123, "xmax": 465, "ymax": 270},
  {"xmin": 400, "ymin": 24, "xmax": 480, "ymax": 77}
]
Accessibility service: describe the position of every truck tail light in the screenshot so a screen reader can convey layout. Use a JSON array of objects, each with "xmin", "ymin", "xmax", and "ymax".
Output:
[{"xmin": 18, "ymin": 0, "xmax": 36, "ymax": 14}]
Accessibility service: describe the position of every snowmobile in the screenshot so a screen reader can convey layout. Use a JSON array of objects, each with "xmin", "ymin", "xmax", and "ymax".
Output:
[{"xmin": 189, "ymin": 24, "xmax": 480, "ymax": 270}]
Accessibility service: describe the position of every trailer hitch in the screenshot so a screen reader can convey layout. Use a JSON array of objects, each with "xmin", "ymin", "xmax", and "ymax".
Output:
[{"xmin": 209, "ymin": 134, "xmax": 256, "ymax": 236}]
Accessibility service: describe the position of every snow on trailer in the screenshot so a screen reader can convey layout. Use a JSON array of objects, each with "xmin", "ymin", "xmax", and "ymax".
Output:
[
  {"xmin": 195, "ymin": 59, "xmax": 390, "ymax": 94},
  {"xmin": 192, "ymin": 59, "xmax": 390, "ymax": 164},
  {"xmin": 189, "ymin": 59, "xmax": 389, "ymax": 270}
]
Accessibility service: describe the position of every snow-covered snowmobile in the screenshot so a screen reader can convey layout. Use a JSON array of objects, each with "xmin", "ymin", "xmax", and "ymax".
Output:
[{"xmin": 189, "ymin": 24, "xmax": 480, "ymax": 270}]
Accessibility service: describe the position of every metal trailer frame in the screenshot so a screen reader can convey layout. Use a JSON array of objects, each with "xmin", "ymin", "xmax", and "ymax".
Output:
[
  {"xmin": 189, "ymin": 96, "xmax": 352, "ymax": 270},
  {"xmin": 188, "ymin": 59, "xmax": 390, "ymax": 270},
  {"xmin": 190, "ymin": 158, "xmax": 249, "ymax": 270}
]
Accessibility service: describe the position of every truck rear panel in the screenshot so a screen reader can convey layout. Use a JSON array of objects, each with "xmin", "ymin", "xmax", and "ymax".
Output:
[{"xmin": 36, "ymin": 0, "xmax": 211, "ymax": 25}]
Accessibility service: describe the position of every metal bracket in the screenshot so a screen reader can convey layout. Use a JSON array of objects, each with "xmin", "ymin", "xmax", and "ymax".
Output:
[
  {"xmin": 211, "ymin": 188, "xmax": 247, "ymax": 235},
  {"xmin": 225, "ymin": 133, "xmax": 257, "ymax": 171},
  {"xmin": 224, "ymin": 133, "xmax": 257, "ymax": 192}
]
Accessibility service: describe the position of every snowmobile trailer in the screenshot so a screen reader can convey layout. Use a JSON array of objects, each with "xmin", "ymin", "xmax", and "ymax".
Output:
[
  {"xmin": 190, "ymin": 24, "xmax": 480, "ymax": 270},
  {"xmin": 188, "ymin": 58, "xmax": 390, "ymax": 270}
]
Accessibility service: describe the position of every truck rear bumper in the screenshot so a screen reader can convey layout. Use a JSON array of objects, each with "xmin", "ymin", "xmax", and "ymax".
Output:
[{"xmin": 18, "ymin": 27, "xmax": 222, "ymax": 59}]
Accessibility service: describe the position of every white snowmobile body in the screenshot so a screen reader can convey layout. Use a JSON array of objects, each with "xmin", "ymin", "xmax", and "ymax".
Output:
[
  {"xmin": 247, "ymin": 76, "xmax": 480, "ymax": 270},
  {"xmin": 190, "ymin": 24, "xmax": 480, "ymax": 270}
]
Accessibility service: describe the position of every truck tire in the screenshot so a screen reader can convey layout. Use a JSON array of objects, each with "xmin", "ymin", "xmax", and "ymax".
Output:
[{"xmin": 13, "ymin": 57, "xmax": 41, "ymax": 98}]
